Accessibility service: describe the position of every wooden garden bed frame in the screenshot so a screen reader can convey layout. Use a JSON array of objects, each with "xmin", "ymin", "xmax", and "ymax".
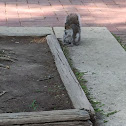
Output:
[{"xmin": 0, "ymin": 35, "xmax": 95, "ymax": 126}]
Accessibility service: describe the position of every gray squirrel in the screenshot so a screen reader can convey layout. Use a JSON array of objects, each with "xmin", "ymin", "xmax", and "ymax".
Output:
[{"xmin": 63, "ymin": 13, "xmax": 81, "ymax": 46}]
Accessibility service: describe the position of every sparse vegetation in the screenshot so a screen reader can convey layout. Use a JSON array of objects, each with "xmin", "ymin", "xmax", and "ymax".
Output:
[
  {"xmin": 0, "ymin": 49, "xmax": 14, "ymax": 69},
  {"xmin": 62, "ymin": 45, "xmax": 73, "ymax": 67},
  {"xmin": 104, "ymin": 120, "xmax": 108, "ymax": 123},
  {"xmin": 90, "ymin": 99, "xmax": 104, "ymax": 113},
  {"xmin": 112, "ymin": 33, "xmax": 121, "ymax": 43},
  {"xmin": 106, "ymin": 110, "xmax": 118, "ymax": 117},
  {"xmin": 112, "ymin": 33, "xmax": 126, "ymax": 51},
  {"xmin": 30, "ymin": 100, "xmax": 38, "ymax": 110},
  {"xmin": 35, "ymin": 89, "xmax": 41, "ymax": 93}
]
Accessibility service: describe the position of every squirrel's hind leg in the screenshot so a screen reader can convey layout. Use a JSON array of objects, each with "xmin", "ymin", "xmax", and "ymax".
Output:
[{"xmin": 74, "ymin": 33, "xmax": 81, "ymax": 45}]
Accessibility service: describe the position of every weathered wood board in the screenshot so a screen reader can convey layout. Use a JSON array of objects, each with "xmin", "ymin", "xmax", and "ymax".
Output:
[
  {"xmin": 19, "ymin": 121, "xmax": 92, "ymax": 126},
  {"xmin": 0, "ymin": 109, "xmax": 90, "ymax": 125},
  {"xmin": 46, "ymin": 35, "xmax": 95, "ymax": 115}
]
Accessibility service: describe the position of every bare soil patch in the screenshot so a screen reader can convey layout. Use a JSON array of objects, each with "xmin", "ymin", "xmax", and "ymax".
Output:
[{"xmin": 0, "ymin": 36, "xmax": 73, "ymax": 113}]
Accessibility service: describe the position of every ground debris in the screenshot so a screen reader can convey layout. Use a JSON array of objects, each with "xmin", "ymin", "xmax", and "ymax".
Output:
[
  {"xmin": 0, "ymin": 64, "xmax": 10, "ymax": 69},
  {"xmin": 0, "ymin": 49, "xmax": 16, "ymax": 67},
  {"xmin": 37, "ymin": 75, "xmax": 54, "ymax": 81},
  {"xmin": 0, "ymin": 56, "xmax": 15, "ymax": 62},
  {"xmin": 0, "ymin": 91, "xmax": 6, "ymax": 97}
]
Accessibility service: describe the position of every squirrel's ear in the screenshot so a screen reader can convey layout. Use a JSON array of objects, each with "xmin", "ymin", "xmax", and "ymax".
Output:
[{"xmin": 67, "ymin": 15, "xmax": 70, "ymax": 18}]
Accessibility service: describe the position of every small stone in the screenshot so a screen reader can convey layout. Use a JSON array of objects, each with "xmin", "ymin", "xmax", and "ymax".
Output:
[{"xmin": 15, "ymin": 42, "xmax": 19, "ymax": 44}]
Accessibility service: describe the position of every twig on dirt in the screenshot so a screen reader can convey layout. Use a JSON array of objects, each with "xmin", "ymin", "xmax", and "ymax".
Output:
[
  {"xmin": 0, "ymin": 57, "xmax": 15, "ymax": 62},
  {"xmin": 11, "ymin": 57, "xmax": 18, "ymax": 61},
  {"xmin": 0, "ymin": 64, "xmax": 10, "ymax": 69},
  {"xmin": 0, "ymin": 64, "xmax": 6, "ymax": 68},
  {"xmin": 37, "ymin": 75, "xmax": 54, "ymax": 81},
  {"xmin": 0, "ymin": 91, "xmax": 6, "ymax": 97}
]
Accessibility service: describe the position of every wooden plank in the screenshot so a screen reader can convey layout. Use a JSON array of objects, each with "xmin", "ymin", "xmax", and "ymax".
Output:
[
  {"xmin": 0, "ymin": 109, "xmax": 90, "ymax": 125},
  {"xmin": 46, "ymin": 35, "xmax": 95, "ymax": 115},
  {"xmin": 22, "ymin": 120, "xmax": 92, "ymax": 126}
]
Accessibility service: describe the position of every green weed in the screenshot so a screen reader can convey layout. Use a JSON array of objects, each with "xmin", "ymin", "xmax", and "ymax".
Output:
[
  {"xmin": 112, "ymin": 33, "xmax": 121, "ymax": 43},
  {"xmin": 30, "ymin": 100, "xmax": 38, "ymax": 110},
  {"xmin": 106, "ymin": 110, "xmax": 118, "ymax": 117},
  {"xmin": 104, "ymin": 120, "xmax": 108, "ymax": 123},
  {"xmin": 35, "ymin": 89, "xmax": 41, "ymax": 93}
]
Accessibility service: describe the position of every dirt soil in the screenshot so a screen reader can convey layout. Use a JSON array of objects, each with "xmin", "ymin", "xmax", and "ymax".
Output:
[{"xmin": 0, "ymin": 36, "xmax": 73, "ymax": 113}]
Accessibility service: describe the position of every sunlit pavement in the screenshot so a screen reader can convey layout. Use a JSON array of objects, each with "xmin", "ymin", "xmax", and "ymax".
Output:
[{"xmin": 0, "ymin": 0, "xmax": 126, "ymax": 44}]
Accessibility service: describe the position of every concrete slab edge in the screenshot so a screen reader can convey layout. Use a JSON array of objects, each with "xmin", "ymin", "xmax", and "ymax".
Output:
[{"xmin": 0, "ymin": 27, "xmax": 54, "ymax": 36}]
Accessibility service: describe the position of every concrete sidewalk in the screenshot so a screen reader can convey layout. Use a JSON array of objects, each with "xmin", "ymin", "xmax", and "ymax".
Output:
[{"xmin": 54, "ymin": 27, "xmax": 126, "ymax": 126}]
